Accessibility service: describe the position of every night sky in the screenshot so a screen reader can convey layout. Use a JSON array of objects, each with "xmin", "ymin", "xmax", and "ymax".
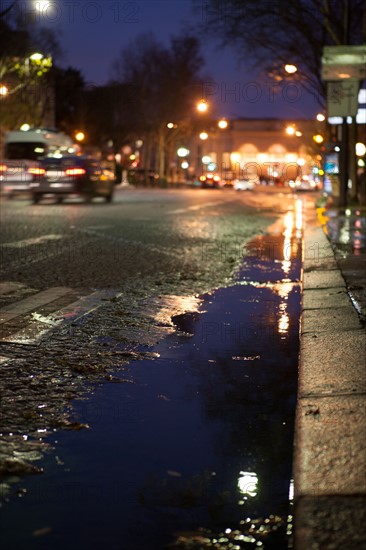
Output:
[{"xmin": 23, "ymin": 0, "xmax": 319, "ymax": 119}]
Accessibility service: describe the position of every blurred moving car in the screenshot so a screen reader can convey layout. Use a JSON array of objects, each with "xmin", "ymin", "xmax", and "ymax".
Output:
[
  {"xmin": 199, "ymin": 173, "xmax": 222, "ymax": 188},
  {"xmin": 288, "ymin": 176, "xmax": 319, "ymax": 191},
  {"xmin": 233, "ymin": 178, "xmax": 255, "ymax": 191},
  {"xmin": 30, "ymin": 156, "xmax": 115, "ymax": 204},
  {"xmin": 0, "ymin": 160, "xmax": 46, "ymax": 196},
  {"xmin": 0, "ymin": 128, "xmax": 75, "ymax": 197}
]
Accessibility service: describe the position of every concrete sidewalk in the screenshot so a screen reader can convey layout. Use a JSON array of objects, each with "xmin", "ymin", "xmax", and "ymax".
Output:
[{"xmin": 294, "ymin": 198, "xmax": 366, "ymax": 549}]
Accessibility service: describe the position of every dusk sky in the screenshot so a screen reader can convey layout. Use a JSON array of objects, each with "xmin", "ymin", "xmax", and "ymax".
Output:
[{"xmin": 22, "ymin": 0, "xmax": 319, "ymax": 119}]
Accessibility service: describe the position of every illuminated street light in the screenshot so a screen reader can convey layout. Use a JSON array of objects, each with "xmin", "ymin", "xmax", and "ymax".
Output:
[
  {"xmin": 286, "ymin": 126, "xmax": 296, "ymax": 135},
  {"xmin": 284, "ymin": 64, "xmax": 298, "ymax": 74},
  {"xmin": 356, "ymin": 142, "xmax": 366, "ymax": 156},
  {"xmin": 218, "ymin": 118, "xmax": 228, "ymax": 129},
  {"xmin": 295, "ymin": 130, "xmax": 302, "ymax": 137},
  {"xmin": 316, "ymin": 113, "xmax": 326, "ymax": 122},
  {"xmin": 313, "ymin": 134, "xmax": 324, "ymax": 144},
  {"xmin": 177, "ymin": 147, "xmax": 189, "ymax": 158},
  {"xmin": 199, "ymin": 131, "xmax": 208, "ymax": 140},
  {"xmin": 29, "ymin": 52, "xmax": 44, "ymax": 61},
  {"xmin": 75, "ymin": 132, "xmax": 85, "ymax": 142},
  {"xmin": 197, "ymin": 100, "xmax": 208, "ymax": 113},
  {"xmin": 0, "ymin": 84, "xmax": 8, "ymax": 96}
]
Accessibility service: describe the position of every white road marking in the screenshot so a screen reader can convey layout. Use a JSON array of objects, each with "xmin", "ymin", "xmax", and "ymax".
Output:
[
  {"xmin": 1, "ymin": 289, "xmax": 121, "ymax": 344},
  {"xmin": 167, "ymin": 200, "xmax": 233, "ymax": 215},
  {"xmin": 0, "ymin": 282, "xmax": 28, "ymax": 295},
  {"xmin": 0, "ymin": 287, "xmax": 73, "ymax": 324},
  {"xmin": 1, "ymin": 234, "xmax": 63, "ymax": 248}
]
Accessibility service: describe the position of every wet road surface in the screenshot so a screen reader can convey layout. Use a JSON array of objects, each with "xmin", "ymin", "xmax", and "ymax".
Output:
[{"xmin": 0, "ymin": 188, "xmax": 304, "ymax": 549}]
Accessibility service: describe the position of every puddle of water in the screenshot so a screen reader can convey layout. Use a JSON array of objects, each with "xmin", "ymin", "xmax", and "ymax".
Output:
[{"xmin": 0, "ymin": 204, "xmax": 303, "ymax": 549}]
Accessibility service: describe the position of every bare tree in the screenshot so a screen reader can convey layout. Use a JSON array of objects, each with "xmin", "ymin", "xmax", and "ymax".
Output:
[
  {"xmin": 197, "ymin": 0, "xmax": 365, "ymax": 105},
  {"xmin": 110, "ymin": 32, "xmax": 204, "ymax": 182}
]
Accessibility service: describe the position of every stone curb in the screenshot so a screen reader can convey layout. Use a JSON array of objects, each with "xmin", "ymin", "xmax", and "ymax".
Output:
[{"xmin": 293, "ymin": 200, "xmax": 366, "ymax": 549}]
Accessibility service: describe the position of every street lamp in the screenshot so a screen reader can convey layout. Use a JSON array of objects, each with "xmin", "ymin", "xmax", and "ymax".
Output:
[
  {"xmin": 199, "ymin": 131, "xmax": 208, "ymax": 140},
  {"xmin": 218, "ymin": 118, "xmax": 228, "ymax": 129},
  {"xmin": 286, "ymin": 126, "xmax": 296, "ymax": 136},
  {"xmin": 75, "ymin": 132, "xmax": 85, "ymax": 142},
  {"xmin": 284, "ymin": 64, "xmax": 298, "ymax": 74},
  {"xmin": 197, "ymin": 100, "xmax": 208, "ymax": 113},
  {"xmin": 0, "ymin": 84, "xmax": 8, "ymax": 97}
]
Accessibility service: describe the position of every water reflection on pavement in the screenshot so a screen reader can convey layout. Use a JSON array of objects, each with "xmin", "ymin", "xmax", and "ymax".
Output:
[{"xmin": 0, "ymin": 200, "xmax": 304, "ymax": 550}]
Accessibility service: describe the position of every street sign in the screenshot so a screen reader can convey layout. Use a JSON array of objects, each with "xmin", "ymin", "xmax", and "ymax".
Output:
[
  {"xmin": 321, "ymin": 45, "xmax": 366, "ymax": 81},
  {"xmin": 327, "ymin": 80, "xmax": 360, "ymax": 117}
]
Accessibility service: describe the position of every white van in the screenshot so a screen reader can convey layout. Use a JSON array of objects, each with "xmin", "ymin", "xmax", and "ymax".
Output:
[{"xmin": 0, "ymin": 128, "xmax": 76, "ymax": 196}]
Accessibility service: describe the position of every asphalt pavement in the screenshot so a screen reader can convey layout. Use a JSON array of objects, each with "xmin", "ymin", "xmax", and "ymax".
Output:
[{"xmin": 294, "ymin": 197, "xmax": 366, "ymax": 549}]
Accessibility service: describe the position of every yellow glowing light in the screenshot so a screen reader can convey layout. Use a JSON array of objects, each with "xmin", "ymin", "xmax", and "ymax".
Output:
[
  {"xmin": 129, "ymin": 154, "xmax": 136, "ymax": 160},
  {"xmin": 297, "ymin": 158, "xmax": 306, "ymax": 166},
  {"xmin": 284, "ymin": 64, "xmax": 298, "ymax": 74},
  {"xmin": 295, "ymin": 131, "xmax": 302, "ymax": 137},
  {"xmin": 75, "ymin": 132, "xmax": 85, "ymax": 142},
  {"xmin": 318, "ymin": 169, "xmax": 324, "ymax": 176},
  {"xmin": 338, "ymin": 73, "xmax": 351, "ymax": 79},
  {"xmin": 316, "ymin": 113, "xmax": 326, "ymax": 122},
  {"xmin": 355, "ymin": 142, "xmax": 366, "ymax": 156},
  {"xmin": 313, "ymin": 134, "xmax": 324, "ymax": 144},
  {"xmin": 0, "ymin": 84, "xmax": 8, "ymax": 96},
  {"xmin": 29, "ymin": 52, "xmax": 43, "ymax": 61},
  {"xmin": 286, "ymin": 154, "xmax": 296, "ymax": 162},
  {"xmin": 218, "ymin": 119, "xmax": 228, "ymax": 129},
  {"xmin": 20, "ymin": 123, "xmax": 31, "ymax": 131},
  {"xmin": 199, "ymin": 131, "xmax": 208, "ymax": 140},
  {"xmin": 197, "ymin": 100, "xmax": 208, "ymax": 113},
  {"xmin": 167, "ymin": 122, "xmax": 174, "ymax": 129},
  {"xmin": 230, "ymin": 152, "xmax": 241, "ymax": 163},
  {"xmin": 286, "ymin": 126, "xmax": 296, "ymax": 136}
]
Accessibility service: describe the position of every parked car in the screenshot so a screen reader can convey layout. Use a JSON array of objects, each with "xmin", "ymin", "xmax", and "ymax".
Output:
[
  {"xmin": 233, "ymin": 178, "xmax": 255, "ymax": 191},
  {"xmin": 29, "ymin": 156, "xmax": 116, "ymax": 204}
]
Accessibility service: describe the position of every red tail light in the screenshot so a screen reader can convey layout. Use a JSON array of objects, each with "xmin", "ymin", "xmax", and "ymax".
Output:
[
  {"xmin": 28, "ymin": 167, "xmax": 46, "ymax": 175},
  {"xmin": 65, "ymin": 168, "xmax": 86, "ymax": 176},
  {"xmin": 0, "ymin": 164, "xmax": 8, "ymax": 172}
]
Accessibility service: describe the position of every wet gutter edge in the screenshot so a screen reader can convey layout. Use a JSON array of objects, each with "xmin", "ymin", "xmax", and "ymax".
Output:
[{"xmin": 293, "ymin": 198, "xmax": 366, "ymax": 548}]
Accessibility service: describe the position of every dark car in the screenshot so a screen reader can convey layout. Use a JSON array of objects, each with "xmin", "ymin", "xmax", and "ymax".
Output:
[
  {"xmin": 199, "ymin": 173, "xmax": 222, "ymax": 188},
  {"xmin": 29, "ymin": 156, "xmax": 116, "ymax": 204}
]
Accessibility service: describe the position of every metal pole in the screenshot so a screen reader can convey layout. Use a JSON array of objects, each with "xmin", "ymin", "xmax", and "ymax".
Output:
[{"xmin": 339, "ymin": 118, "xmax": 349, "ymax": 207}]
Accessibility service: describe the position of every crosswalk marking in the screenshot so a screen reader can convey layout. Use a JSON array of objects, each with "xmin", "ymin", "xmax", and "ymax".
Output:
[
  {"xmin": 0, "ymin": 287, "xmax": 73, "ymax": 324},
  {"xmin": 0, "ymin": 282, "xmax": 28, "ymax": 296},
  {"xmin": 1, "ymin": 289, "xmax": 121, "ymax": 345}
]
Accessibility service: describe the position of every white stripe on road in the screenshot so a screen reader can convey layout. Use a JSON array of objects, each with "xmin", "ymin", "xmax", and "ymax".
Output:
[
  {"xmin": 0, "ymin": 282, "xmax": 28, "ymax": 295},
  {"xmin": 0, "ymin": 287, "xmax": 73, "ymax": 324},
  {"xmin": 1, "ymin": 289, "xmax": 121, "ymax": 344},
  {"xmin": 1, "ymin": 234, "xmax": 64, "ymax": 248},
  {"xmin": 167, "ymin": 200, "xmax": 232, "ymax": 215}
]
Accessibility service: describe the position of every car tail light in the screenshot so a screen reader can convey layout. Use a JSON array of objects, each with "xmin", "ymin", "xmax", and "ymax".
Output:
[
  {"xmin": 28, "ymin": 167, "xmax": 46, "ymax": 175},
  {"xmin": 0, "ymin": 164, "xmax": 8, "ymax": 173},
  {"xmin": 65, "ymin": 168, "xmax": 86, "ymax": 176}
]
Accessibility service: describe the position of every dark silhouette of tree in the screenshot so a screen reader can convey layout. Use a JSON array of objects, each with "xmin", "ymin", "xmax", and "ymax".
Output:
[
  {"xmin": 53, "ymin": 67, "xmax": 85, "ymax": 135},
  {"xmin": 198, "ymin": 0, "xmax": 365, "ymax": 105},
  {"xmin": 110, "ymin": 32, "xmax": 204, "ymax": 180}
]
